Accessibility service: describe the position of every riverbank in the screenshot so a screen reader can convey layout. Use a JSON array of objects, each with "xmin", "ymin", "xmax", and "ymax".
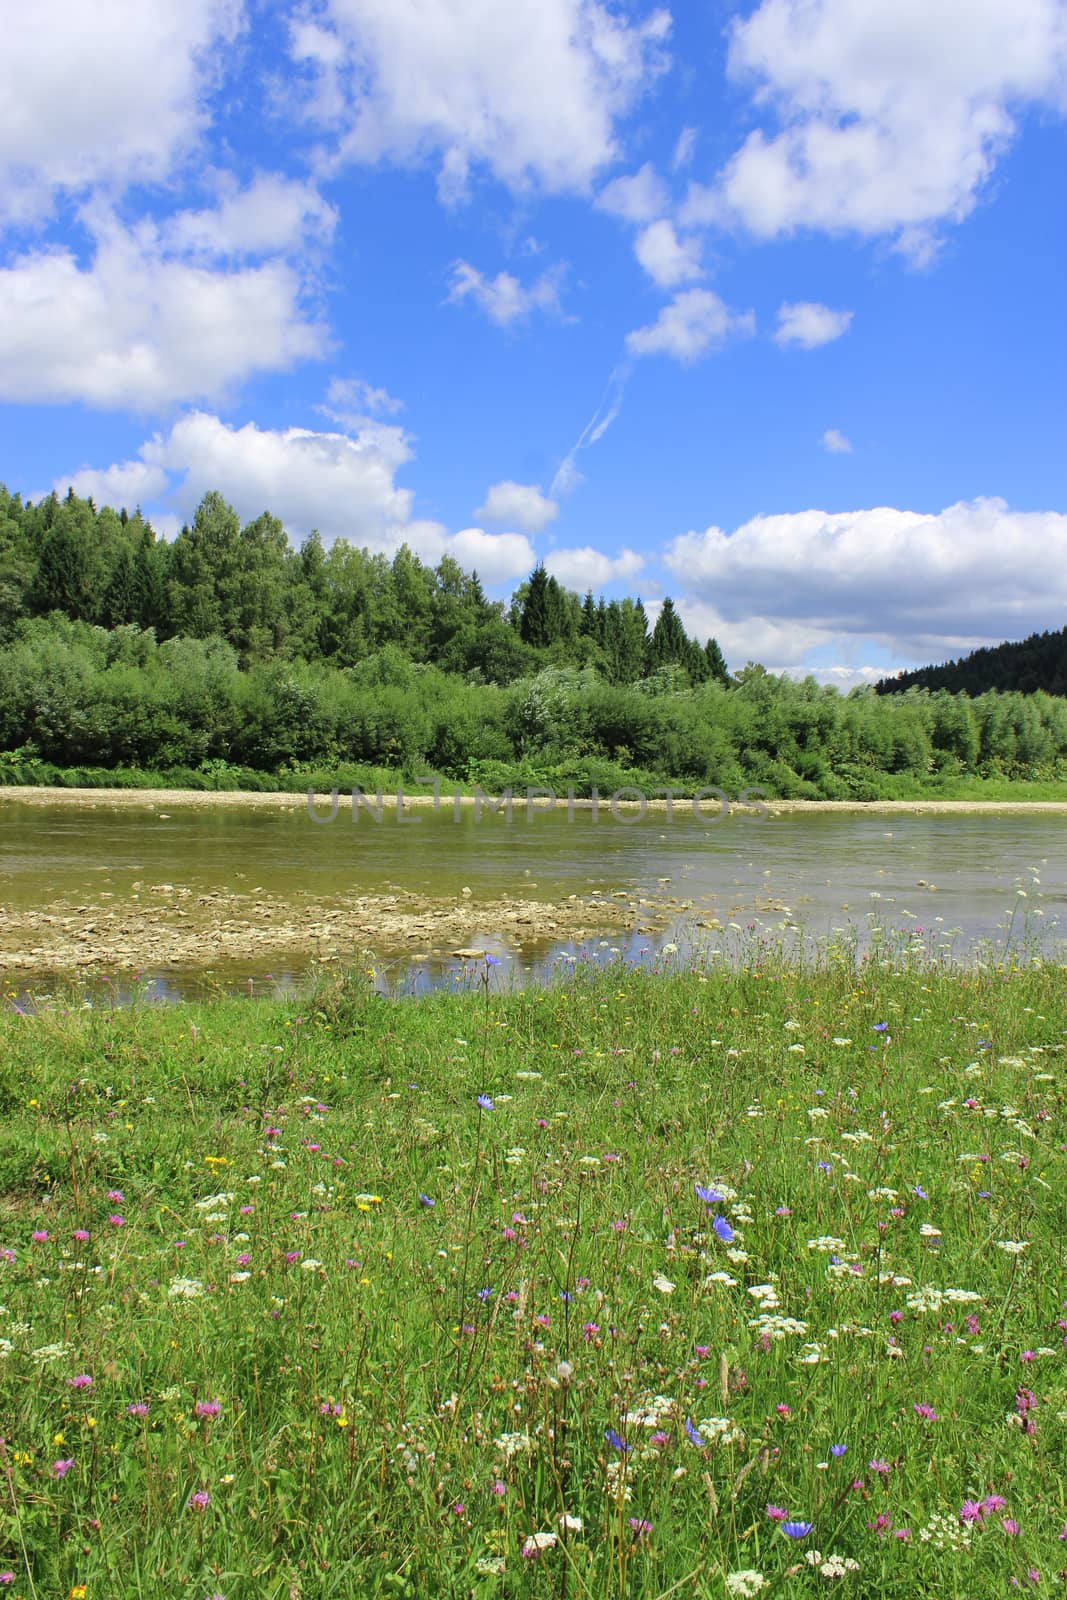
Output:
[
  {"xmin": 0, "ymin": 958, "xmax": 1063, "ymax": 1598},
  {"xmin": 3, "ymin": 783, "xmax": 1067, "ymax": 812}
]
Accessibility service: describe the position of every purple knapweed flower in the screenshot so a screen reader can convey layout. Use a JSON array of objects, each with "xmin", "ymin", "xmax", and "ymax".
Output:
[
  {"xmin": 67, "ymin": 1375, "xmax": 92, "ymax": 1390},
  {"xmin": 194, "ymin": 1399, "xmax": 221, "ymax": 1419},
  {"xmin": 188, "ymin": 1490, "xmax": 210, "ymax": 1511},
  {"xmin": 52, "ymin": 1458, "xmax": 74, "ymax": 1478}
]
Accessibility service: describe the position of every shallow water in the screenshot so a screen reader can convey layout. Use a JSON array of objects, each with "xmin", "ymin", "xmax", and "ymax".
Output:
[{"xmin": 2, "ymin": 798, "xmax": 1065, "ymax": 1000}]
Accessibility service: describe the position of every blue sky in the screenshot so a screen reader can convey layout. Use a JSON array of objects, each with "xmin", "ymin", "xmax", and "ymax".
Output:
[{"xmin": 2, "ymin": 0, "xmax": 1066, "ymax": 683}]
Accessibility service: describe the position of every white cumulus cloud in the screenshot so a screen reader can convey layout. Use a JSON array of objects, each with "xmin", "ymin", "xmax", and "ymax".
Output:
[
  {"xmin": 291, "ymin": 0, "xmax": 672, "ymax": 197},
  {"xmin": 0, "ymin": 0, "xmax": 242, "ymax": 222},
  {"xmin": 666, "ymin": 497, "xmax": 1067, "ymax": 669},
  {"xmin": 683, "ymin": 0, "xmax": 1067, "ymax": 257},
  {"xmin": 447, "ymin": 261, "xmax": 565, "ymax": 326},
  {"xmin": 821, "ymin": 428, "xmax": 853, "ymax": 454},
  {"xmin": 447, "ymin": 527, "xmax": 537, "ymax": 583},
  {"xmin": 546, "ymin": 546, "xmax": 645, "ymax": 589},
  {"xmin": 477, "ymin": 481, "xmax": 559, "ymax": 532},
  {"xmin": 163, "ymin": 174, "xmax": 337, "ymax": 259},
  {"xmin": 775, "ymin": 301, "xmax": 853, "ymax": 348},
  {"xmin": 0, "ymin": 209, "xmax": 328, "ymax": 410},
  {"xmin": 596, "ymin": 160, "xmax": 670, "ymax": 222},
  {"xmin": 634, "ymin": 220, "xmax": 703, "ymax": 287},
  {"xmin": 626, "ymin": 288, "xmax": 755, "ymax": 363},
  {"xmin": 53, "ymin": 412, "xmax": 537, "ymax": 583}
]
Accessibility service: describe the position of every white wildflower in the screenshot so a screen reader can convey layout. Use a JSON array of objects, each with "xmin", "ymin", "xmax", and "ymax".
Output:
[
  {"xmin": 168, "ymin": 1276, "xmax": 205, "ymax": 1299},
  {"xmin": 725, "ymin": 1572, "xmax": 767, "ymax": 1597},
  {"xmin": 495, "ymin": 1432, "xmax": 532, "ymax": 1459},
  {"xmin": 522, "ymin": 1532, "xmax": 557, "ymax": 1557},
  {"xmin": 691, "ymin": 1416, "xmax": 745, "ymax": 1447}
]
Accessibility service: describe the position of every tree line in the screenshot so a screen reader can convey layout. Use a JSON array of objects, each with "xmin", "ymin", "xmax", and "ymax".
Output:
[
  {"xmin": 0, "ymin": 484, "xmax": 726, "ymax": 687},
  {"xmin": 2, "ymin": 483, "xmax": 1067, "ymax": 797},
  {"xmin": 877, "ymin": 626, "xmax": 1067, "ymax": 698}
]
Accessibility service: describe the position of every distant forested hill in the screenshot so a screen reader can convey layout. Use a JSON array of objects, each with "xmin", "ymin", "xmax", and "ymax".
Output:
[{"xmin": 876, "ymin": 627, "xmax": 1067, "ymax": 698}]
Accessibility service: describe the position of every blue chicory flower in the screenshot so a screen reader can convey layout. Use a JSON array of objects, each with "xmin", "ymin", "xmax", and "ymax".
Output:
[
  {"xmin": 477, "ymin": 1094, "xmax": 494, "ymax": 1111},
  {"xmin": 695, "ymin": 1184, "xmax": 724, "ymax": 1205},
  {"xmin": 684, "ymin": 1417, "xmax": 705, "ymax": 1447},
  {"xmin": 782, "ymin": 1521, "xmax": 813, "ymax": 1539},
  {"xmin": 712, "ymin": 1215, "xmax": 734, "ymax": 1244},
  {"xmin": 605, "ymin": 1428, "xmax": 630, "ymax": 1453}
]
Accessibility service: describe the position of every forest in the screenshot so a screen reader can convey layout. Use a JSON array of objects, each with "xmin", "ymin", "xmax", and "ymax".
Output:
[
  {"xmin": 876, "ymin": 625, "xmax": 1067, "ymax": 697},
  {"xmin": 2, "ymin": 482, "xmax": 1067, "ymax": 798}
]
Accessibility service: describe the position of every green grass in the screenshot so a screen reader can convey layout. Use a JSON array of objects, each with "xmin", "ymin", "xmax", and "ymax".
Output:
[{"xmin": 0, "ymin": 948, "xmax": 1064, "ymax": 1598}]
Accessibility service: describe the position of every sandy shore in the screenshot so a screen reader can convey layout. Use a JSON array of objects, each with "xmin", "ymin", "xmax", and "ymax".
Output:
[{"xmin": 2, "ymin": 785, "xmax": 1066, "ymax": 814}]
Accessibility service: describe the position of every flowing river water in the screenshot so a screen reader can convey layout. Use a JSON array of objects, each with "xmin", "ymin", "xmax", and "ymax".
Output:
[{"xmin": 2, "ymin": 792, "xmax": 1066, "ymax": 1000}]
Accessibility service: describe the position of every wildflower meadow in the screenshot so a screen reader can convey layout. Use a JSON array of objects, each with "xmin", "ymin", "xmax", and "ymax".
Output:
[{"xmin": 0, "ymin": 945, "xmax": 1065, "ymax": 1598}]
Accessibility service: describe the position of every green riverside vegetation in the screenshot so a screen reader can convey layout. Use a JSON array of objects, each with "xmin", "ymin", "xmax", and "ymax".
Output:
[
  {"xmin": 3, "ymin": 483, "xmax": 1067, "ymax": 799},
  {"xmin": 0, "ymin": 945, "xmax": 1065, "ymax": 1597}
]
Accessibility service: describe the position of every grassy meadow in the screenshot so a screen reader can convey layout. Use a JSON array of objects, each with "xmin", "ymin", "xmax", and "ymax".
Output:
[{"xmin": 0, "ymin": 946, "xmax": 1065, "ymax": 1598}]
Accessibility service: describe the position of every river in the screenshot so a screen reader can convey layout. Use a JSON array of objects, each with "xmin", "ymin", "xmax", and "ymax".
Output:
[{"xmin": 1, "ymin": 794, "xmax": 1065, "ymax": 999}]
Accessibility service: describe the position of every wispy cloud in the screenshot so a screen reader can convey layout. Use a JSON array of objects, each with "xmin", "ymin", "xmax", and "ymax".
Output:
[{"xmin": 550, "ymin": 358, "xmax": 632, "ymax": 498}]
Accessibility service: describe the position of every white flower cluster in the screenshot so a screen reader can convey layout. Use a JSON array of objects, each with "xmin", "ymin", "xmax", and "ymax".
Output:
[
  {"xmin": 808, "ymin": 1237, "xmax": 846, "ymax": 1252},
  {"xmin": 625, "ymin": 1395, "xmax": 676, "ymax": 1428},
  {"xmin": 168, "ymin": 1276, "xmax": 205, "ymax": 1299},
  {"xmin": 805, "ymin": 1551, "xmax": 860, "ymax": 1577},
  {"xmin": 30, "ymin": 1341, "xmax": 71, "ymax": 1363},
  {"xmin": 494, "ymin": 1431, "xmax": 532, "ymax": 1459},
  {"xmin": 918, "ymin": 1511, "xmax": 971, "ymax": 1551},
  {"xmin": 691, "ymin": 1416, "xmax": 745, "ymax": 1447},
  {"xmin": 748, "ymin": 1313, "xmax": 809, "ymax": 1339},
  {"xmin": 725, "ymin": 1572, "xmax": 766, "ymax": 1596},
  {"xmin": 521, "ymin": 1532, "xmax": 557, "ymax": 1557},
  {"xmin": 798, "ymin": 1342, "xmax": 830, "ymax": 1364}
]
